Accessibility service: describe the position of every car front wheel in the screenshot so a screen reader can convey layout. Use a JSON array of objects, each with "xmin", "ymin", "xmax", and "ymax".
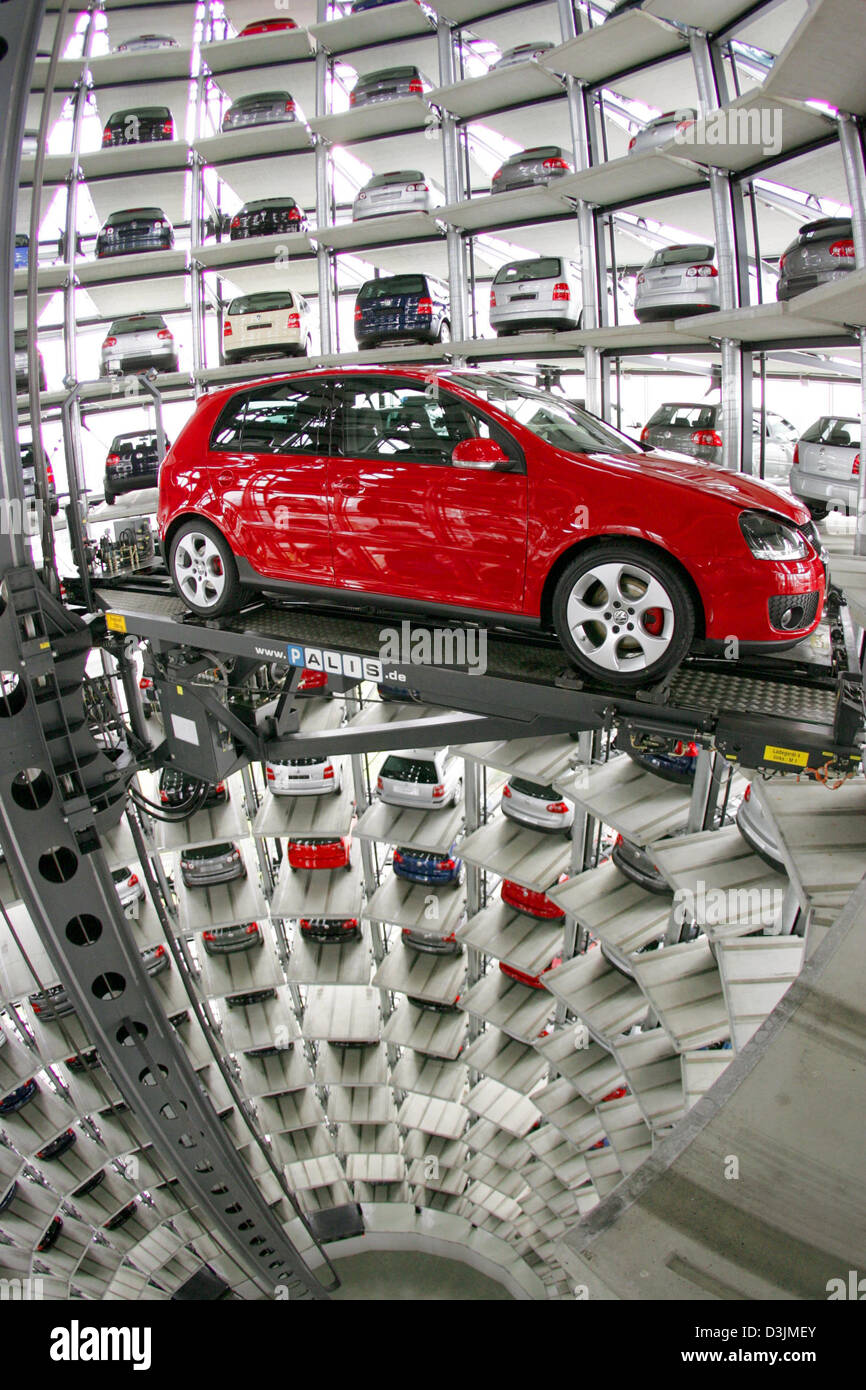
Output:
[
  {"xmin": 552, "ymin": 542, "xmax": 695, "ymax": 688},
  {"xmin": 169, "ymin": 519, "xmax": 245, "ymax": 618}
]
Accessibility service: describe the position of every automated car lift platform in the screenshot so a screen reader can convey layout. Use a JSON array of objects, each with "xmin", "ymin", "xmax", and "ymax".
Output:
[{"xmin": 94, "ymin": 585, "xmax": 865, "ymax": 778}]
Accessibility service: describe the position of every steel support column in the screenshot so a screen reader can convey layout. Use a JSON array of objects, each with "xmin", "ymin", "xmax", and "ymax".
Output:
[
  {"xmin": 838, "ymin": 115, "xmax": 866, "ymax": 554},
  {"xmin": 438, "ymin": 21, "xmax": 469, "ymax": 347}
]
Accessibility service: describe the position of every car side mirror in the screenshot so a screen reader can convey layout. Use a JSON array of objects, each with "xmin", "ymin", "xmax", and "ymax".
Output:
[{"xmin": 451, "ymin": 437, "xmax": 510, "ymax": 469}]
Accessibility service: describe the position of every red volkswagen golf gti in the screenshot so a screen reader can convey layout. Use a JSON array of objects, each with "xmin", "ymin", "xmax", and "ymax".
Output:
[{"xmin": 157, "ymin": 368, "xmax": 825, "ymax": 689}]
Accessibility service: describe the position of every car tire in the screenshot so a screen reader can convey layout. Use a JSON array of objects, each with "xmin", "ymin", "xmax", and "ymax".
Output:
[
  {"xmin": 104, "ymin": 493, "xmax": 115, "ymax": 507},
  {"xmin": 168, "ymin": 518, "xmax": 246, "ymax": 619},
  {"xmin": 438, "ymin": 319, "xmax": 451, "ymax": 344},
  {"xmin": 552, "ymin": 541, "xmax": 695, "ymax": 688},
  {"xmin": 804, "ymin": 501, "xmax": 829, "ymax": 521},
  {"xmin": 452, "ymin": 778, "xmax": 462, "ymax": 806},
  {"xmin": 301, "ymin": 336, "xmax": 312, "ymax": 357}
]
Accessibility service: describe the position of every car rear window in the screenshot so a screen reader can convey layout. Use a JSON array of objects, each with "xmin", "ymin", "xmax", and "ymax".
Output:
[
  {"xmin": 111, "ymin": 433, "xmax": 159, "ymax": 454},
  {"xmin": 107, "ymin": 208, "xmax": 165, "ymax": 224},
  {"xmin": 381, "ymin": 755, "xmax": 438, "ymax": 782},
  {"xmin": 802, "ymin": 417, "xmax": 861, "ymax": 448},
  {"xmin": 227, "ymin": 292, "xmax": 295, "ymax": 314},
  {"xmin": 111, "ymin": 867, "xmax": 131, "ymax": 884},
  {"xmin": 107, "ymin": 106, "xmax": 171, "ymax": 122},
  {"xmin": 505, "ymin": 145, "xmax": 563, "ymax": 163},
  {"xmin": 182, "ymin": 842, "xmax": 235, "ymax": 861},
  {"xmin": 366, "ymin": 170, "xmax": 424, "ymax": 188},
  {"xmin": 356, "ymin": 66, "xmax": 420, "ymax": 85},
  {"xmin": 646, "ymin": 403, "xmax": 719, "ymax": 429},
  {"xmin": 509, "ymin": 776, "xmax": 560, "ymax": 799},
  {"xmin": 358, "ymin": 275, "xmax": 427, "ymax": 300},
  {"xmin": 239, "ymin": 198, "xmax": 297, "ymax": 213},
  {"xmin": 233, "ymin": 91, "xmax": 292, "ymax": 105},
  {"xmin": 494, "ymin": 257, "xmax": 563, "ymax": 284},
  {"xmin": 647, "ymin": 244, "xmax": 715, "ymax": 268},
  {"xmin": 112, "ymin": 315, "xmax": 165, "ymax": 333}
]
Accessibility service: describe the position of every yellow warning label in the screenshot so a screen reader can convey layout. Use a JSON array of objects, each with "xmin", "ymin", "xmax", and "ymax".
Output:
[
  {"xmin": 763, "ymin": 744, "xmax": 809, "ymax": 768},
  {"xmin": 105, "ymin": 612, "xmax": 126, "ymax": 634},
  {"xmin": 39, "ymin": 641, "xmax": 50, "ymax": 650},
  {"xmin": 176, "ymin": 685, "xmax": 183, "ymax": 696}
]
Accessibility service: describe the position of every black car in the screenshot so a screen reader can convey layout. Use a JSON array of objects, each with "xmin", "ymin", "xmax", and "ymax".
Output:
[
  {"xmin": 13, "ymin": 329, "xmax": 47, "ymax": 392},
  {"xmin": 350, "ymin": 65, "xmax": 430, "ymax": 107},
  {"xmin": 102, "ymin": 106, "xmax": 174, "ymax": 146},
  {"xmin": 72, "ymin": 1169, "xmax": 106, "ymax": 1199},
  {"xmin": 0, "ymin": 1180, "xmax": 18, "ymax": 1213},
  {"xmin": 354, "ymin": 272, "xmax": 450, "ymax": 347},
  {"xmin": 222, "ymin": 91, "xmax": 297, "ymax": 131},
  {"xmin": 615, "ymin": 729, "xmax": 698, "ymax": 785},
  {"xmin": 158, "ymin": 768, "xmax": 228, "ymax": 809},
  {"xmin": 406, "ymin": 995, "xmax": 461, "ymax": 1013},
  {"xmin": 104, "ymin": 1199, "xmax": 138, "ymax": 1231},
  {"xmin": 202, "ymin": 923, "xmax": 264, "ymax": 955},
  {"xmin": 20, "ymin": 442, "xmax": 58, "ymax": 515},
  {"xmin": 491, "ymin": 145, "xmax": 573, "ymax": 194},
  {"xmin": 96, "ymin": 207, "xmax": 174, "ymax": 258},
  {"xmin": 777, "ymin": 217, "xmax": 855, "ymax": 301},
  {"xmin": 65, "ymin": 1047, "xmax": 100, "ymax": 1074},
  {"xmin": 37, "ymin": 1216, "xmax": 63, "ymax": 1252},
  {"xmin": 610, "ymin": 834, "xmax": 670, "ymax": 894},
  {"xmin": 104, "ymin": 430, "xmax": 170, "ymax": 504},
  {"xmin": 36, "ymin": 1128, "xmax": 77, "ymax": 1162},
  {"xmin": 225, "ymin": 987, "xmax": 277, "ymax": 1010},
  {"xmin": 229, "ymin": 197, "xmax": 308, "ymax": 239},
  {"xmin": 298, "ymin": 917, "xmax": 361, "ymax": 944}
]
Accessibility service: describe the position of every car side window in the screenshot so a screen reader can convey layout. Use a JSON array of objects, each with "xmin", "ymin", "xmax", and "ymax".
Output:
[
  {"xmin": 211, "ymin": 382, "xmax": 334, "ymax": 454},
  {"xmin": 332, "ymin": 381, "xmax": 522, "ymax": 470}
]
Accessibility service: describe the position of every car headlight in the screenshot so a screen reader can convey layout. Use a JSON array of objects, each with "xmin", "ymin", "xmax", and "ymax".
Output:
[{"xmin": 739, "ymin": 510, "xmax": 808, "ymax": 561}]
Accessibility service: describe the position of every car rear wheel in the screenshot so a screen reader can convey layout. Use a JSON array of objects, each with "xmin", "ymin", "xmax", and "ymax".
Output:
[
  {"xmin": 169, "ymin": 519, "xmax": 246, "ymax": 618},
  {"xmin": 804, "ymin": 501, "xmax": 829, "ymax": 521},
  {"xmin": 552, "ymin": 542, "xmax": 695, "ymax": 688}
]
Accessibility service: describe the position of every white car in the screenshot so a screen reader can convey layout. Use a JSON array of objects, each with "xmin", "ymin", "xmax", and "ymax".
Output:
[
  {"xmin": 111, "ymin": 865, "xmax": 145, "ymax": 915},
  {"xmin": 377, "ymin": 750, "xmax": 462, "ymax": 810},
  {"xmin": 493, "ymin": 42, "xmax": 556, "ymax": 69},
  {"xmin": 222, "ymin": 290, "xmax": 313, "ymax": 363},
  {"xmin": 489, "ymin": 255, "xmax": 582, "ymax": 334},
  {"xmin": 266, "ymin": 756, "xmax": 343, "ymax": 796},
  {"xmin": 353, "ymin": 169, "xmax": 439, "ymax": 221},
  {"xmin": 628, "ymin": 108, "xmax": 697, "ymax": 155},
  {"xmin": 100, "ymin": 313, "xmax": 178, "ymax": 377},
  {"xmin": 501, "ymin": 776, "xmax": 575, "ymax": 833},
  {"xmin": 634, "ymin": 243, "xmax": 721, "ymax": 322}
]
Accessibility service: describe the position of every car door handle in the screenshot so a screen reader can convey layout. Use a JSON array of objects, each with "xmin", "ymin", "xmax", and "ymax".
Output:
[
  {"xmin": 335, "ymin": 476, "xmax": 362, "ymax": 495},
  {"xmin": 216, "ymin": 469, "xmax": 234, "ymax": 489}
]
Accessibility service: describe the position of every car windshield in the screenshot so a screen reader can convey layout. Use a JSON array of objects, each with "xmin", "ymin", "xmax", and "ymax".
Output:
[
  {"xmin": 448, "ymin": 374, "xmax": 641, "ymax": 455},
  {"xmin": 228, "ymin": 293, "xmax": 295, "ymax": 314},
  {"xmin": 493, "ymin": 257, "xmax": 563, "ymax": 284}
]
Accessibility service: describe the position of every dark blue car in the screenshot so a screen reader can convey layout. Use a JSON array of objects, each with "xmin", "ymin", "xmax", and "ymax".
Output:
[
  {"xmin": 0, "ymin": 1078, "xmax": 39, "ymax": 1115},
  {"xmin": 393, "ymin": 844, "xmax": 463, "ymax": 888},
  {"xmin": 354, "ymin": 273, "xmax": 450, "ymax": 348},
  {"xmin": 14, "ymin": 234, "xmax": 29, "ymax": 269},
  {"xmin": 616, "ymin": 730, "xmax": 699, "ymax": 785},
  {"xmin": 353, "ymin": 0, "xmax": 404, "ymax": 9}
]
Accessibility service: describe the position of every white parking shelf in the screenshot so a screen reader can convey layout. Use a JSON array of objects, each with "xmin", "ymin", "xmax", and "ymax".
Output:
[
  {"xmin": 301, "ymin": 984, "xmax": 381, "ymax": 1043},
  {"xmin": 406, "ymin": 1162, "xmax": 468, "ymax": 1196},
  {"xmin": 612, "ymin": 1029, "xmax": 686, "ymax": 1132},
  {"xmin": 215, "ymin": 985, "xmax": 300, "ymax": 1054},
  {"xmin": 437, "ymin": 184, "xmax": 573, "ymax": 234},
  {"xmin": 556, "ymin": 148, "xmax": 705, "ymax": 212},
  {"xmin": 326, "ymin": 1085, "xmax": 398, "ymax": 1125},
  {"xmin": 431, "ymin": 60, "xmax": 564, "ymax": 122},
  {"xmin": 651, "ymin": 826, "xmax": 790, "ymax": 940},
  {"xmin": 682, "ymin": 299, "xmax": 853, "ymax": 346},
  {"xmin": 534, "ymin": 1028, "xmax": 626, "ymax": 1104},
  {"xmin": 80, "ymin": 142, "xmax": 191, "ymax": 217},
  {"xmin": 194, "ymin": 230, "xmax": 317, "ymax": 279},
  {"xmin": 542, "ymin": 8, "xmax": 688, "ymax": 85},
  {"xmin": 365, "ymin": 875, "xmax": 466, "ymax": 936},
  {"xmin": 596, "ymin": 1093, "xmax": 652, "ymax": 1175},
  {"xmin": 310, "ymin": 95, "xmax": 431, "ymax": 148},
  {"xmin": 463, "ymin": 1118, "xmax": 530, "ymax": 1165},
  {"xmin": 526, "ymin": 1127, "xmax": 589, "ymax": 1188},
  {"xmin": 461, "ymin": 1181, "xmax": 523, "ymax": 1225},
  {"xmin": 284, "ymin": 931, "xmax": 372, "ymax": 986},
  {"xmin": 201, "ymin": 27, "xmax": 315, "ymax": 79},
  {"xmin": 457, "ymin": 900, "xmax": 564, "ymax": 975},
  {"xmin": 679, "ymin": 1048, "xmax": 734, "ymax": 1111},
  {"xmin": 761, "ymin": 0, "xmax": 866, "ymax": 116},
  {"xmin": 465, "ymin": 1153, "xmax": 529, "ymax": 1202},
  {"xmin": 554, "ymin": 755, "xmax": 691, "ymax": 845},
  {"xmin": 456, "ymin": 733, "xmax": 580, "ymax": 786},
  {"xmin": 632, "ymin": 938, "xmax": 730, "ymax": 1053},
  {"xmin": 313, "ymin": 210, "xmax": 444, "ymax": 253},
  {"xmin": 193, "ymin": 124, "xmax": 316, "ymax": 200},
  {"xmin": 354, "ymin": 798, "xmax": 463, "ymax": 854},
  {"xmin": 311, "ymin": 0, "xmax": 434, "ymax": 53},
  {"xmin": 252, "ymin": 769, "xmax": 354, "ymax": 839},
  {"xmin": 316, "ymin": 1042, "xmax": 389, "ymax": 1088},
  {"xmin": 237, "ymin": 1047, "xmax": 314, "ymax": 1100},
  {"xmin": 171, "ymin": 841, "xmax": 266, "ymax": 934},
  {"xmin": 460, "ymin": 970, "xmax": 554, "ymax": 1045},
  {"xmin": 372, "ymin": 943, "xmax": 466, "ymax": 1005},
  {"xmin": 461, "ymin": 1028, "xmax": 548, "ymax": 1093},
  {"xmin": 751, "ymin": 777, "xmax": 866, "ymax": 911},
  {"xmin": 345, "ymin": 1153, "xmax": 406, "ymax": 1185},
  {"xmin": 197, "ymin": 926, "xmax": 283, "ymax": 996},
  {"xmin": 285, "ymin": 1155, "xmax": 347, "ymax": 1193},
  {"xmin": 583, "ymin": 1144, "xmax": 623, "ymax": 1198},
  {"xmin": 390, "ymin": 1053, "xmax": 468, "ymax": 1102},
  {"xmin": 466, "ymin": 1076, "xmax": 540, "ymax": 1138},
  {"xmin": 76, "ymin": 251, "xmax": 190, "ymax": 318},
  {"xmin": 548, "ymin": 861, "xmax": 671, "ymax": 961},
  {"xmin": 381, "ymin": 1000, "xmax": 466, "ymax": 1060},
  {"xmin": 154, "ymin": 782, "xmax": 249, "ymax": 852},
  {"xmin": 654, "ymin": 93, "xmax": 835, "ymax": 175},
  {"xmin": 532, "ymin": 1079, "xmax": 603, "ymax": 1149},
  {"xmin": 251, "ymin": 1083, "xmax": 327, "ymax": 1134},
  {"xmin": 206, "ymin": 56, "xmax": 318, "ymax": 116},
  {"xmin": 397, "ymin": 1092, "xmax": 468, "ymax": 1141},
  {"xmin": 458, "ymin": 816, "xmax": 572, "ymax": 890},
  {"xmin": 715, "ymin": 935, "xmax": 806, "ymax": 1052},
  {"xmin": 543, "ymin": 950, "xmax": 648, "ymax": 1047},
  {"xmin": 270, "ymin": 857, "xmax": 364, "ymax": 920},
  {"xmin": 403, "ymin": 1131, "xmax": 467, "ymax": 1165}
]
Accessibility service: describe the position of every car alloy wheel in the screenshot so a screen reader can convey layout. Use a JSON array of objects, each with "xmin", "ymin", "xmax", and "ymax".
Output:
[
  {"xmin": 553, "ymin": 542, "xmax": 694, "ymax": 687},
  {"xmin": 438, "ymin": 319, "xmax": 451, "ymax": 343},
  {"xmin": 169, "ymin": 520, "xmax": 244, "ymax": 618}
]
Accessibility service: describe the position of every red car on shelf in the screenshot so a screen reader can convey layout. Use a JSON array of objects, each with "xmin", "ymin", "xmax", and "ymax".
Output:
[
  {"xmin": 239, "ymin": 18, "xmax": 298, "ymax": 36},
  {"xmin": 499, "ymin": 955, "xmax": 563, "ymax": 989},
  {"xmin": 157, "ymin": 367, "xmax": 826, "ymax": 690},
  {"xmin": 287, "ymin": 834, "xmax": 352, "ymax": 871},
  {"xmin": 500, "ymin": 878, "xmax": 566, "ymax": 921}
]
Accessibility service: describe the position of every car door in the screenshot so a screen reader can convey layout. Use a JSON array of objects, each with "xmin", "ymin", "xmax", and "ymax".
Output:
[
  {"xmin": 207, "ymin": 379, "xmax": 337, "ymax": 584},
  {"xmin": 327, "ymin": 377, "xmax": 528, "ymax": 613}
]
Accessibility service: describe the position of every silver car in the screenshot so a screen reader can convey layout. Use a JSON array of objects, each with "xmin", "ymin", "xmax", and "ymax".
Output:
[
  {"xmin": 778, "ymin": 217, "xmax": 854, "ymax": 301},
  {"xmin": 100, "ymin": 313, "xmax": 178, "ymax": 377},
  {"xmin": 735, "ymin": 785, "xmax": 785, "ymax": 873},
  {"xmin": 112, "ymin": 865, "xmax": 145, "ymax": 914},
  {"xmin": 353, "ymin": 169, "xmax": 438, "ymax": 222},
  {"xmin": 265, "ymin": 755, "xmax": 342, "ymax": 796},
  {"xmin": 501, "ymin": 775, "xmax": 575, "ymax": 834},
  {"xmin": 350, "ymin": 65, "xmax": 432, "ymax": 109},
  {"xmin": 641, "ymin": 401, "xmax": 796, "ymax": 479},
  {"xmin": 489, "ymin": 255, "xmax": 582, "ymax": 334},
  {"xmin": 493, "ymin": 42, "xmax": 556, "ymax": 69},
  {"xmin": 491, "ymin": 145, "xmax": 574, "ymax": 194},
  {"xmin": 628, "ymin": 108, "xmax": 697, "ymax": 155},
  {"xmin": 222, "ymin": 91, "xmax": 297, "ymax": 132},
  {"xmin": 789, "ymin": 415, "xmax": 860, "ymax": 519},
  {"xmin": 634, "ymin": 243, "xmax": 720, "ymax": 321},
  {"xmin": 610, "ymin": 834, "xmax": 669, "ymax": 895},
  {"xmin": 401, "ymin": 926, "xmax": 462, "ymax": 955},
  {"xmin": 114, "ymin": 34, "xmax": 179, "ymax": 52},
  {"xmin": 377, "ymin": 750, "xmax": 462, "ymax": 809},
  {"xmin": 180, "ymin": 841, "xmax": 247, "ymax": 889}
]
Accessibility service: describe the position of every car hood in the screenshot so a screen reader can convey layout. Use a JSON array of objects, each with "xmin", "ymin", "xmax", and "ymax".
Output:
[{"xmin": 569, "ymin": 448, "xmax": 810, "ymax": 524}]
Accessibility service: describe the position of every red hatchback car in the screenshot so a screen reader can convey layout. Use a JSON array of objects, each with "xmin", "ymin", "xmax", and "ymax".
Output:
[
  {"xmin": 157, "ymin": 368, "xmax": 825, "ymax": 689},
  {"xmin": 287, "ymin": 834, "xmax": 352, "ymax": 871},
  {"xmin": 501, "ymin": 878, "xmax": 566, "ymax": 920}
]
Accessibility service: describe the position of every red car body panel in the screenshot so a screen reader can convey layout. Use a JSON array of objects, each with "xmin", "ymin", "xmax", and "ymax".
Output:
[
  {"xmin": 499, "ymin": 955, "xmax": 563, "ymax": 989},
  {"xmin": 500, "ymin": 878, "xmax": 566, "ymax": 921},
  {"xmin": 287, "ymin": 836, "xmax": 351, "ymax": 870},
  {"xmin": 158, "ymin": 366, "xmax": 825, "ymax": 647}
]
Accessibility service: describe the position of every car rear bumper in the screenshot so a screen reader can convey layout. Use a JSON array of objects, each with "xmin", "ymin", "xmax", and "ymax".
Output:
[
  {"xmin": 778, "ymin": 268, "xmax": 849, "ymax": 301},
  {"xmin": 377, "ymin": 787, "xmax": 438, "ymax": 809},
  {"xmin": 393, "ymin": 862, "xmax": 461, "ymax": 886},
  {"xmin": 180, "ymin": 863, "xmax": 246, "ymax": 888},
  {"xmin": 355, "ymin": 325, "xmax": 439, "ymax": 346},
  {"xmin": 789, "ymin": 466, "xmax": 858, "ymax": 510},
  {"xmin": 299, "ymin": 923, "xmax": 361, "ymax": 944},
  {"xmin": 269, "ymin": 776, "xmax": 337, "ymax": 795},
  {"xmin": 100, "ymin": 350, "xmax": 177, "ymax": 376},
  {"xmin": 491, "ymin": 302, "xmax": 579, "ymax": 331},
  {"xmin": 105, "ymin": 471, "xmax": 160, "ymax": 497},
  {"xmin": 501, "ymin": 803, "xmax": 572, "ymax": 833}
]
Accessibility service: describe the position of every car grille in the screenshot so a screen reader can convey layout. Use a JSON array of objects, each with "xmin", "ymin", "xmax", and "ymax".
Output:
[{"xmin": 767, "ymin": 591, "xmax": 820, "ymax": 632}]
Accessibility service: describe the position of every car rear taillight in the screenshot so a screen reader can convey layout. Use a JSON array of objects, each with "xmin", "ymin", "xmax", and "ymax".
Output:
[
  {"xmin": 215, "ymin": 782, "xmax": 225, "ymax": 794},
  {"xmin": 640, "ymin": 425, "xmax": 650, "ymax": 444},
  {"xmin": 266, "ymin": 767, "xmax": 275, "ymax": 780},
  {"xmin": 46, "ymin": 463, "xmax": 55, "ymax": 487},
  {"xmin": 409, "ymin": 79, "xmax": 423, "ymax": 93},
  {"xmin": 416, "ymin": 297, "xmax": 433, "ymax": 315},
  {"xmin": 285, "ymin": 100, "xmax": 296, "ymax": 114},
  {"xmin": 106, "ymin": 452, "xmax": 121, "ymax": 468},
  {"xmin": 349, "ymin": 92, "xmax": 356, "ymax": 106},
  {"xmin": 491, "ymin": 168, "xmax": 502, "ymax": 181},
  {"xmin": 546, "ymin": 801, "xmax": 568, "ymax": 813},
  {"xmin": 502, "ymin": 783, "xmax": 512, "ymax": 798},
  {"xmin": 685, "ymin": 263, "xmax": 718, "ymax": 278},
  {"xmin": 223, "ymin": 320, "xmax": 233, "ymax": 336},
  {"xmin": 779, "ymin": 252, "xmax": 787, "ymax": 272},
  {"xmin": 393, "ymin": 850, "xmax": 403, "ymax": 864},
  {"xmin": 628, "ymin": 135, "xmax": 636, "ymax": 151},
  {"xmin": 376, "ymin": 775, "xmax": 383, "ymax": 790},
  {"xmin": 438, "ymin": 858, "xmax": 456, "ymax": 871},
  {"xmin": 231, "ymin": 215, "xmax": 240, "ymax": 229},
  {"xmin": 102, "ymin": 335, "xmax": 117, "ymax": 349},
  {"xmin": 286, "ymin": 312, "xmax": 301, "ymax": 329},
  {"xmin": 162, "ymin": 119, "xmax": 174, "ymax": 137},
  {"xmin": 614, "ymin": 832, "xmax": 623, "ymax": 846},
  {"xmin": 159, "ymin": 789, "xmax": 169, "ymax": 803},
  {"xmin": 489, "ymin": 288, "xmax": 496, "ymax": 308},
  {"xmin": 354, "ymin": 305, "xmax": 363, "ymax": 321},
  {"xmin": 139, "ymin": 676, "xmax": 153, "ymax": 689},
  {"xmin": 853, "ymin": 455, "xmax": 861, "ymax": 476},
  {"xmin": 203, "ymin": 930, "xmax": 214, "ymax": 942},
  {"xmin": 343, "ymin": 919, "xmax": 358, "ymax": 931},
  {"xmin": 691, "ymin": 429, "xmax": 723, "ymax": 448},
  {"xmin": 229, "ymin": 849, "xmax": 240, "ymax": 862},
  {"xmin": 743, "ymin": 784, "xmax": 751, "ymax": 802},
  {"xmin": 247, "ymin": 924, "xmax": 258, "ymax": 935},
  {"xmin": 102, "ymin": 127, "xmax": 112, "ymax": 146},
  {"xmin": 288, "ymin": 205, "xmax": 301, "ymax": 220},
  {"xmin": 157, "ymin": 328, "xmax": 172, "ymax": 340},
  {"xmin": 152, "ymin": 945, "xmax": 165, "ymax": 959},
  {"xmin": 793, "ymin": 443, "xmax": 799, "ymax": 465},
  {"xmin": 829, "ymin": 239, "xmax": 855, "ymax": 259},
  {"xmin": 128, "ymin": 874, "xmax": 138, "ymax": 887},
  {"xmin": 543, "ymin": 156, "xmax": 570, "ymax": 171},
  {"xmin": 432, "ymin": 784, "xmax": 445, "ymax": 798},
  {"xmin": 407, "ymin": 182, "xmax": 428, "ymax": 192},
  {"xmin": 323, "ymin": 765, "xmax": 334, "ymax": 778},
  {"xmin": 552, "ymin": 281, "xmax": 570, "ymax": 301}
]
